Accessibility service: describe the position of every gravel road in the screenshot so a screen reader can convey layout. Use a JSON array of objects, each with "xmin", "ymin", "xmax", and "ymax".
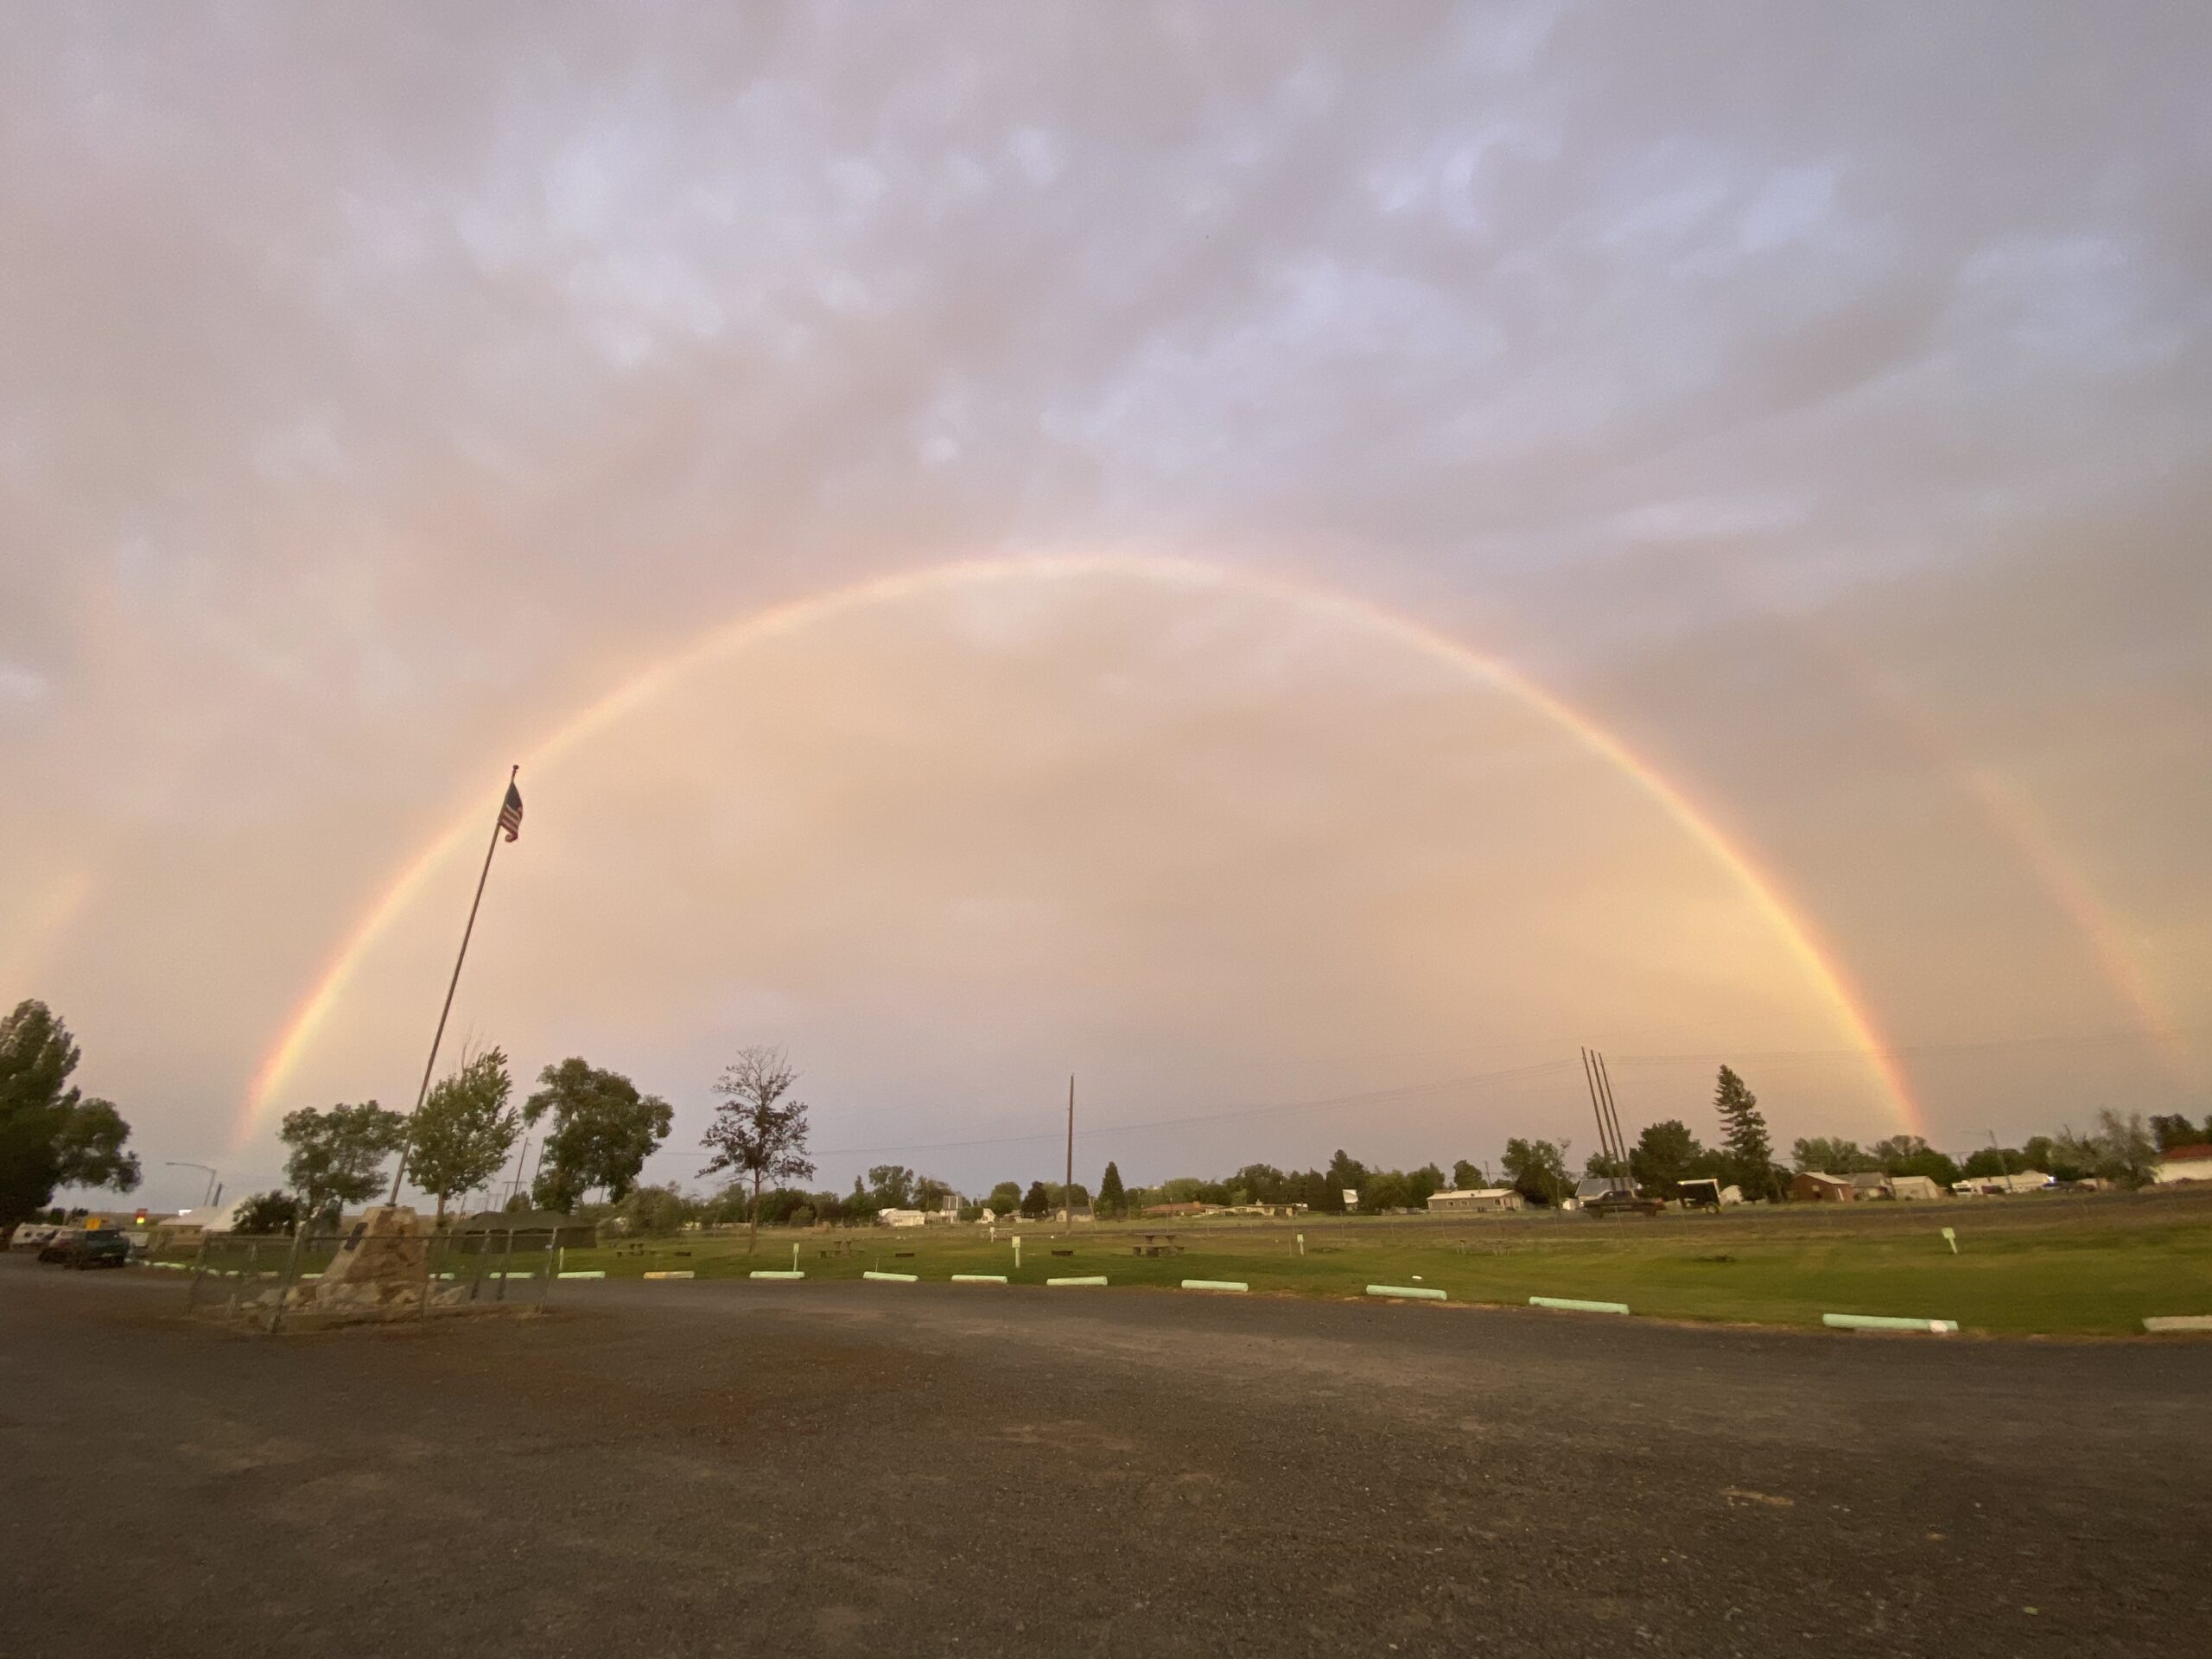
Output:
[{"xmin": 5, "ymin": 1259, "xmax": 2207, "ymax": 1656}]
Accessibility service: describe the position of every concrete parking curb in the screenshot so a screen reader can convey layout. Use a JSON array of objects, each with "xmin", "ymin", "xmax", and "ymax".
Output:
[
  {"xmin": 1181, "ymin": 1279, "xmax": 1249, "ymax": 1292},
  {"xmin": 1047, "ymin": 1275, "xmax": 1108, "ymax": 1287},
  {"xmin": 950, "ymin": 1274, "xmax": 1008, "ymax": 1283},
  {"xmin": 1366, "ymin": 1284, "xmax": 1446, "ymax": 1300},
  {"xmin": 1822, "ymin": 1313, "xmax": 1956, "ymax": 1333},
  {"xmin": 558, "ymin": 1270, "xmax": 606, "ymax": 1279},
  {"xmin": 643, "ymin": 1270, "xmax": 695, "ymax": 1281},
  {"xmin": 864, "ymin": 1270, "xmax": 918, "ymax": 1282},
  {"xmin": 1530, "ymin": 1296, "xmax": 1630, "ymax": 1315},
  {"xmin": 749, "ymin": 1269, "xmax": 804, "ymax": 1281},
  {"xmin": 2145, "ymin": 1315, "xmax": 2212, "ymax": 1332}
]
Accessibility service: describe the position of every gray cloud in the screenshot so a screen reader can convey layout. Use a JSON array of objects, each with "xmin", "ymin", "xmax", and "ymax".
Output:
[{"xmin": 3, "ymin": 3, "xmax": 2206, "ymax": 1205}]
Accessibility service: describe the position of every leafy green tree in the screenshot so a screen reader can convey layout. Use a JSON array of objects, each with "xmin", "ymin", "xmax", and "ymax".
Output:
[
  {"xmin": 1451, "ymin": 1159, "xmax": 1488, "ymax": 1191},
  {"xmin": 1869, "ymin": 1134, "xmax": 1962, "ymax": 1188},
  {"xmin": 915, "ymin": 1175, "xmax": 954, "ymax": 1212},
  {"xmin": 986, "ymin": 1180, "xmax": 1022, "ymax": 1217},
  {"xmin": 281, "ymin": 1101, "xmax": 405, "ymax": 1228},
  {"xmin": 0, "ymin": 1000, "xmax": 141, "ymax": 1245},
  {"xmin": 2149, "ymin": 1114, "xmax": 2200, "ymax": 1152},
  {"xmin": 612, "ymin": 1183, "xmax": 693, "ymax": 1236},
  {"xmin": 1363, "ymin": 1171, "xmax": 1413, "ymax": 1211},
  {"xmin": 1501, "ymin": 1137, "xmax": 1571, "ymax": 1206},
  {"xmin": 1630, "ymin": 1120, "xmax": 1705, "ymax": 1198},
  {"xmin": 1713, "ymin": 1067, "xmax": 1778, "ymax": 1199},
  {"xmin": 524, "ymin": 1058, "xmax": 673, "ymax": 1211},
  {"xmin": 407, "ymin": 1048, "xmax": 519, "ymax": 1223},
  {"xmin": 2023, "ymin": 1133, "xmax": 2092, "ymax": 1182},
  {"xmin": 1961, "ymin": 1146, "xmax": 2023, "ymax": 1179},
  {"xmin": 867, "ymin": 1165, "xmax": 918, "ymax": 1209},
  {"xmin": 1020, "ymin": 1179, "xmax": 1052, "ymax": 1219},
  {"xmin": 2090, "ymin": 1109, "xmax": 2162, "ymax": 1189},
  {"xmin": 1324, "ymin": 1149, "xmax": 1367, "ymax": 1211},
  {"xmin": 1408, "ymin": 1164, "xmax": 1446, "ymax": 1204},
  {"xmin": 1790, "ymin": 1136, "xmax": 1875, "ymax": 1173},
  {"xmin": 231, "ymin": 1191, "xmax": 300, "ymax": 1236},
  {"xmin": 1096, "ymin": 1160, "xmax": 1126, "ymax": 1218},
  {"xmin": 700, "ymin": 1046, "xmax": 816, "ymax": 1255},
  {"xmin": 1583, "ymin": 1149, "xmax": 1629, "ymax": 1179}
]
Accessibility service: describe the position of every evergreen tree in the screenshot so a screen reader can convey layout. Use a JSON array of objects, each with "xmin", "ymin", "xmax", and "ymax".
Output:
[
  {"xmin": 1020, "ymin": 1179, "xmax": 1052, "ymax": 1219},
  {"xmin": 1713, "ymin": 1066, "xmax": 1777, "ymax": 1199},
  {"xmin": 1096, "ymin": 1160, "xmax": 1126, "ymax": 1218}
]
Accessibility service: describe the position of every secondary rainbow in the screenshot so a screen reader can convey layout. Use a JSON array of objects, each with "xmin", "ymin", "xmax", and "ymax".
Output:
[{"xmin": 235, "ymin": 553, "xmax": 1924, "ymax": 1145}]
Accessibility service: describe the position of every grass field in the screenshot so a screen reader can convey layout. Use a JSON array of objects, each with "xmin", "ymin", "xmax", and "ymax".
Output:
[{"xmin": 543, "ymin": 1186, "xmax": 2212, "ymax": 1337}]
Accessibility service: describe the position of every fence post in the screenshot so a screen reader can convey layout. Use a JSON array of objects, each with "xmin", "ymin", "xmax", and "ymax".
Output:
[
  {"xmin": 186, "ymin": 1231, "xmax": 211, "ymax": 1313},
  {"xmin": 496, "ymin": 1225, "xmax": 516, "ymax": 1302}
]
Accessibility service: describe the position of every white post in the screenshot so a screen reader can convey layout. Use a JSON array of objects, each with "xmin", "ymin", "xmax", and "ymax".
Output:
[{"xmin": 1014, "ymin": 1235, "xmax": 1021, "ymax": 1269}]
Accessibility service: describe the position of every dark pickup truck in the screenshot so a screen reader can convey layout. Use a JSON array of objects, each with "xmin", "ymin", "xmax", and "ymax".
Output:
[{"xmin": 48, "ymin": 1230, "xmax": 134, "ymax": 1269}]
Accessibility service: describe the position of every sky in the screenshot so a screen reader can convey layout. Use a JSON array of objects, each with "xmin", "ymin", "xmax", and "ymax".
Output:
[{"xmin": 3, "ymin": 3, "xmax": 2207, "ymax": 1211}]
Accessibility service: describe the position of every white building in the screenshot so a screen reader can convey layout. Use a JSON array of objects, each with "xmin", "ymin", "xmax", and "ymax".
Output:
[
  {"xmin": 2153, "ymin": 1144, "xmax": 2212, "ymax": 1184},
  {"xmin": 1426, "ymin": 1188, "xmax": 1523, "ymax": 1213}
]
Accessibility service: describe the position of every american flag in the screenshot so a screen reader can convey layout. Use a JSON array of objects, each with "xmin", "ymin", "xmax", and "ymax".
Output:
[{"xmin": 498, "ymin": 780, "xmax": 524, "ymax": 842}]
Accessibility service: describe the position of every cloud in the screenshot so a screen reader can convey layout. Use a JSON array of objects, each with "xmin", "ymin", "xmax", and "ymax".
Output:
[{"xmin": 0, "ymin": 3, "xmax": 2205, "ymax": 1203}]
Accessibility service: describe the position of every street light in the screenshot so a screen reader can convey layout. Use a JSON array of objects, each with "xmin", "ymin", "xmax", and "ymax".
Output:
[{"xmin": 164, "ymin": 1161, "xmax": 219, "ymax": 1206}]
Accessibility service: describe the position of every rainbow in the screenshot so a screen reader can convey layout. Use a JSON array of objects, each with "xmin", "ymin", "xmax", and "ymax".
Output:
[{"xmin": 235, "ymin": 553, "xmax": 1924, "ymax": 1145}]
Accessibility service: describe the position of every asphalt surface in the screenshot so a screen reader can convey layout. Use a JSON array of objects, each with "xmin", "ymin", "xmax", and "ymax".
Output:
[{"xmin": 6, "ymin": 1257, "xmax": 2209, "ymax": 1656}]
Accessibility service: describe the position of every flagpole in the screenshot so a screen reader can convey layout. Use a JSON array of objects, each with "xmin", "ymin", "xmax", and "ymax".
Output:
[{"xmin": 386, "ymin": 766, "xmax": 518, "ymax": 1206}]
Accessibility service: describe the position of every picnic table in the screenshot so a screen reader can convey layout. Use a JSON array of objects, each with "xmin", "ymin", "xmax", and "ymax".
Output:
[{"xmin": 1129, "ymin": 1233, "xmax": 1182, "ymax": 1257}]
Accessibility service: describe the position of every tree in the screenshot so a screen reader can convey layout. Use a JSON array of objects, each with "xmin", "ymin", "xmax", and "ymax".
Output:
[
  {"xmin": 1713, "ymin": 1067, "xmax": 1778, "ymax": 1199},
  {"xmin": 280, "ymin": 1102, "xmax": 404, "ymax": 1229},
  {"xmin": 986, "ymin": 1181, "xmax": 1022, "ymax": 1217},
  {"xmin": 1451, "ymin": 1159, "xmax": 1488, "ymax": 1191},
  {"xmin": 699, "ymin": 1046, "xmax": 816, "ymax": 1255},
  {"xmin": 611, "ymin": 1184, "xmax": 692, "ymax": 1236},
  {"xmin": 1961, "ymin": 1146, "xmax": 2023, "ymax": 1179},
  {"xmin": 867, "ymin": 1165, "xmax": 918, "ymax": 1209},
  {"xmin": 406, "ymin": 1048, "xmax": 519, "ymax": 1223},
  {"xmin": 524, "ymin": 1058, "xmax": 674, "ymax": 1211},
  {"xmin": 1324, "ymin": 1149, "xmax": 1367, "ymax": 1211},
  {"xmin": 1020, "ymin": 1179, "xmax": 1052, "ymax": 1219},
  {"xmin": 1501, "ymin": 1137, "xmax": 1571, "ymax": 1206},
  {"xmin": 0, "ymin": 1000, "xmax": 142, "ymax": 1245},
  {"xmin": 1791, "ymin": 1136, "xmax": 1875, "ymax": 1173},
  {"xmin": 1630, "ymin": 1120, "xmax": 1705, "ymax": 1198},
  {"xmin": 2149, "ymin": 1114, "xmax": 2200, "ymax": 1152},
  {"xmin": 2024, "ymin": 1133, "xmax": 2093, "ymax": 1183},
  {"xmin": 1096, "ymin": 1161, "xmax": 1126, "ymax": 1218},
  {"xmin": 1583, "ymin": 1149, "xmax": 1629, "ymax": 1179},
  {"xmin": 232, "ymin": 1191, "xmax": 301, "ymax": 1236},
  {"xmin": 2089, "ymin": 1109, "xmax": 2161, "ymax": 1189},
  {"xmin": 1869, "ymin": 1134, "xmax": 1961, "ymax": 1189},
  {"xmin": 1408, "ymin": 1164, "xmax": 1446, "ymax": 1205}
]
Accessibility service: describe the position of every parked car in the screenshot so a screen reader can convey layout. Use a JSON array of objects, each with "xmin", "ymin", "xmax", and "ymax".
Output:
[{"xmin": 57, "ymin": 1230, "xmax": 134, "ymax": 1269}]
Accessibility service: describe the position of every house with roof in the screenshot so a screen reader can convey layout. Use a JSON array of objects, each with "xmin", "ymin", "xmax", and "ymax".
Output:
[
  {"xmin": 2153, "ymin": 1143, "xmax": 2212, "ymax": 1184},
  {"xmin": 1425, "ymin": 1187, "xmax": 1523, "ymax": 1213}
]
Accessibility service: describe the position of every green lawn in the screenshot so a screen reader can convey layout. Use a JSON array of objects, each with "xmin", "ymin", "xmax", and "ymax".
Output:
[{"xmin": 552, "ymin": 1188, "xmax": 2212, "ymax": 1337}]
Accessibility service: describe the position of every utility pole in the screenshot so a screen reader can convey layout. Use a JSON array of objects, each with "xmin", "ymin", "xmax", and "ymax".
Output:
[{"xmin": 1062, "ymin": 1075, "xmax": 1075, "ymax": 1236}]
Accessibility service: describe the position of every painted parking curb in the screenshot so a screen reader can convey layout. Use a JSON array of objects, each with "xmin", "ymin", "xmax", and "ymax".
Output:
[
  {"xmin": 749, "ymin": 1269, "xmax": 804, "ymax": 1281},
  {"xmin": 2145, "ymin": 1315, "xmax": 2212, "ymax": 1332},
  {"xmin": 644, "ymin": 1269, "xmax": 695, "ymax": 1281},
  {"xmin": 1530, "ymin": 1296, "xmax": 1630, "ymax": 1315},
  {"xmin": 950, "ymin": 1274, "xmax": 1008, "ymax": 1283},
  {"xmin": 558, "ymin": 1270, "xmax": 607, "ymax": 1279},
  {"xmin": 1823, "ymin": 1313, "xmax": 1957, "ymax": 1333},
  {"xmin": 1047, "ymin": 1275, "xmax": 1109, "ymax": 1287},
  {"xmin": 1181, "ymin": 1279, "xmax": 1249, "ymax": 1292},
  {"xmin": 864, "ymin": 1270, "xmax": 918, "ymax": 1282},
  {"xmin": 1366, "ymin": 1284, "xmax": 1446, "ymax": 1300}
]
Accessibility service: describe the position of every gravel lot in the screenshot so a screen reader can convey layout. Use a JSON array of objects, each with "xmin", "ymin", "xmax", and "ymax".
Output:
[{"xmin": 5, "ymin": 1256, "xmax": 2207, "ymax": 1656}]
